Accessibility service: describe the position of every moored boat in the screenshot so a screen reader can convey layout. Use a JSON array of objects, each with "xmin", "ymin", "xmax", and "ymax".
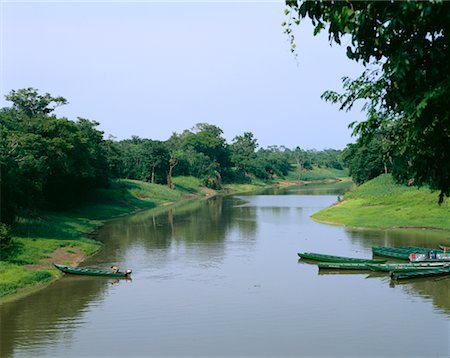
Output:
[
  {"xmin": 409, "ymin": 251, "xmax": 450, "ymax": 263},
  {"xmin": 53, "ymin": 263, "xmax": 132, "ymax": 278},
  {"xmin": 317, "ymin": 262, "xmax": 371, "ymax": 270},
  {"xmin": 297, "ymin": 252, "xmax": 386, "ymax": 264},
  {"xmin": 372, "ymin": 247, "xmax": 411, "ymax": 260},
  {"xmin": 390, "ymin": 267, "xmax": 450, "ymax": 280},
  {"xmin": 371, "ymin": 246, "xmax": 442, "ymax": 260},
  {"xmin": 367, "ymin": 262, "xmax": 449, "ymax": 272}
]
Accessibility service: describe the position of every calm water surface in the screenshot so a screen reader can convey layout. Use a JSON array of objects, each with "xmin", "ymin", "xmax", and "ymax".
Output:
[{"xmin": 1, "ymin": 182, "xmax": 449, "ymax": 357}]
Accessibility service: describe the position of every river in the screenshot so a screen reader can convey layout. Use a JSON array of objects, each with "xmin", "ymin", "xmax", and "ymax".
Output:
[{"xmin": 1, "ymin": 182, "xmax": 449, "ymax": 357}]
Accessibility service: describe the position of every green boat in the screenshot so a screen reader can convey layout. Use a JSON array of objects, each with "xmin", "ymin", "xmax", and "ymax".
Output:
[
  {"xmin": 371, "ymin": 246, "xmax": 441, "ymax": 260},
  {"xmin": 367, "ymin": 262, "xmax": 449, "ymax": 272},
  {"xmin": 390, "ymin": 266, "xmax": 450, "ymax": 280},
  {"xmin": 317, "ymin": 262, "xmax": 371, "ymax": 270},
  {"xmin": 297, "ymin": 252, "xmax": 386, "ymax": 264},
  {"xmin": 53, "ymin": 263, "xmax": 132, "ymax": 278}
]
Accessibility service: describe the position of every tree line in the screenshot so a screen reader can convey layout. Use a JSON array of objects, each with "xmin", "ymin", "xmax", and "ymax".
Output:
[{"xmin": 0, "ymin": 88, "xmax": 345, "ymax": 226}]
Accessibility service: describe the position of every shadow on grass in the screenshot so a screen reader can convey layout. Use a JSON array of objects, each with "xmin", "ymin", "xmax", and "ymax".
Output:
[
  {"xmin": 0, "ymin": 240, "xmax": 24, "ymax": 263},
  {"xmin": 173, "ymin": 183, "xmax": 199, "ymax": 194}
]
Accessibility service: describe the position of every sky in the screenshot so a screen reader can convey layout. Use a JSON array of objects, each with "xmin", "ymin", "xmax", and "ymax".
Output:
[{"xmin": 1, "ymin": 1, "xmax": 364, "ymax": 150}]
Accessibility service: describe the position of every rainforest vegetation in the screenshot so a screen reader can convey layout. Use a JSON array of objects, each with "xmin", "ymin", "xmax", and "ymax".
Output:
[{"xmin": 0, "ymin": 88, "xmax": 348, "ymax": 254}]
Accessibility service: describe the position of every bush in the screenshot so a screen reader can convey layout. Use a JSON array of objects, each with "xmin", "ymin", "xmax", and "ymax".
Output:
[{"xmin": 0, "ymin": 223, "xmax": 12, "ymax": 258}]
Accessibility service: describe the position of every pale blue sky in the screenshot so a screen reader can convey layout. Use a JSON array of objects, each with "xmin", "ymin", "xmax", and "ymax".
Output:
[{"xmin": 1, "ymin": 1, "xmax": 363, "ymax": 149}]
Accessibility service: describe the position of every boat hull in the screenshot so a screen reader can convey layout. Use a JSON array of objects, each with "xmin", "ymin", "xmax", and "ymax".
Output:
[
  {"xmin": 317, "ymin": 262, "xmax": 371, "ymax": 270},
  {"xmin": 297, "ymin": 252, "xmax": 386, "ymax": 264},
  {"xmin": 367, "ymin": 263, "xmax": 449, "ymax": 272},
  {"xmin": 390, "ymin": 267, "xmax": 450, "ymax": 280},
  {"xmin": 53, "ymin": 263, "xmax": 132, "ymax": 278}
]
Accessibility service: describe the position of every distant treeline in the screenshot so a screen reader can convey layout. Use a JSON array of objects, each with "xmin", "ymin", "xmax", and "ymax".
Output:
[{"xmin": 0, "ymin": 89, "xmax": 351, "ymax": 225}]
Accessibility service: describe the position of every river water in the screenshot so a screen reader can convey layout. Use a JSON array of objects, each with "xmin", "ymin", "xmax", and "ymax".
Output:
[{"xmin": 1, "ymin": 182, "xmax": 449, "ymax": 357}]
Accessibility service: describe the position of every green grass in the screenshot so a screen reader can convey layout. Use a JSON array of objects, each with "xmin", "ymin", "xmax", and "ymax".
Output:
[
  {"xmin": 285, "ymin": 166, "xmax": 349, "ymax": 181},
  {"xmin": 0, "ymin": 177, "xmax": 204, "ymax": 299},
  {"xmin": 312, "ymin": 174, "xmax": 450, "ymax": 230},
  {"xmin": 68, "ymin": 178, "xmax": 202, "ymax": 220},
  {"xmin": 0, "ymin": 262, "xmax": 54, "ymax": 297}
]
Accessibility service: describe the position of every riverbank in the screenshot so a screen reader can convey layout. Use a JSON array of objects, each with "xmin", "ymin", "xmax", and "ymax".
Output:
[
  {"xmin": 1, "ymin": 175, "xmax": 326, "ymax": 302},
  {"xmin": 0, "ymin": 177, "xmax": 207, "ymax": 302},
  {"xmin": 312, "ymin": 174, "xmax": 450, "ymax": 231}
]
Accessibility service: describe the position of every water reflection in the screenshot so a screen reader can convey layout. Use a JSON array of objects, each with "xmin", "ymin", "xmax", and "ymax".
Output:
[
  {"xmin": 391, "ymin": 275, "xmax": 450, "ymax": 315},
  {"xmin": 345, "ymin": 227, "xmax": 448, "ymax": 249},
  {"xmin": 0, "ymin": 276, "xmax": 113, "ymax": 357},
  {"xmin": 1, "ymin": 181, "xmax": 449, "ymax": 357},
  {"xmin": 93, "ymin": 196, "xmax": 258, "ymax": 261}
]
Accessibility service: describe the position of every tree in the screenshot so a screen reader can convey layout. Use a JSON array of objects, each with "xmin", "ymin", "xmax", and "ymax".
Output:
[
  {"xmin": 174, "ymin": 123, "xmax": 232, "ymax": 187},
  {"xmin": 182, "ymin": 123, "xmax": 231, "ymax": 171},
  {"xmin": 115, "ymin": 138, "xmax": 170, "ymax": 184},
  {"xmin": 230, "ymin": 132, "xmax": 258, "ymax": 177},
  {"xmin": 5, "ymin": 87, "xmax": 68, "ymax": 118},
  {"xmin": 342, "ymin": 136, "xmax": 386, "ymax": 185},
  {"xmin": 285, "ymin": 1, "xmax": 450, "ymax": 202},
  {"xmin": 1, "ymin": 89, "xmax": 109, "ymax": 221}
]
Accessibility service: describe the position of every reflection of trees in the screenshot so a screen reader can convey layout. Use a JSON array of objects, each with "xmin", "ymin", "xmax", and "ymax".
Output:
[
  {"xmin": 345, "ymin": 228, "xmax": 450, "ymax": 316},
  {"xmin": 392, "ymin": 278, "xmax": 450, "ymax": 317},
  {"xmin": 257, "ymin": 181, "xmax": 354, "ymax": 196},
  {"xmin": 0, "ymin": 277, "xmax": 110, "ymax": 358},
  {"xmin": 345, "ymin": 228, "xmax": 448, "ymax": 252},
  {"xmin": 94, "ymin": 196, "xmax": 258, "ymax": 263}
]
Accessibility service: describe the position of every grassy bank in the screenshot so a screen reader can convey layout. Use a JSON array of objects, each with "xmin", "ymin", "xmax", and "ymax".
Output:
[
  {"xmin": 0, "ymin": 177, "xmax": 207, "ymax": 301},
  {"xmin": 312, "ymin": 174, "xmax": 450, "ymax": 231}
]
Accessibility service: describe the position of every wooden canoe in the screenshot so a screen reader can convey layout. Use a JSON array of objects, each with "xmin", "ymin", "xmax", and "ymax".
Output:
[
  {"xmin": 390, "ymin": 267, "xmax": 450, "ymax": 280},
  {"xmin": 297, "ymin": 252, "xmax": 386, "ymax": 264},
  {"xmin": 367, "ymin": 262, "xmax": 449, "ymax": 272},
  {"xmin": 53, "ymin": 263, "xmax": 132, "ymax": 278}
]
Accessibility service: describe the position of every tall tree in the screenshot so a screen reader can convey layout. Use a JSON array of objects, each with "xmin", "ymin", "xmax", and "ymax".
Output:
[
  {"xmin": 230, "ymin": 132, "xmax": 258, "ymax": 176},
  {"xmin": 1, "ymin": 89, "xmax": 109, "ymax": 222},
  {"xmin": 285, "ymin": 1, "xmax": 450, "ymax": 202},
  {"xmin": 5, "ymin": 87, "xmax": 68, "ymax": 118}
]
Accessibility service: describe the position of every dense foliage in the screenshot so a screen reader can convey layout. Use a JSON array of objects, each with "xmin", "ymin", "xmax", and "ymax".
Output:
[
  {"xmin": 0, "ymin": 89, "xmax": 109, "ymax": 223},
  {"xmin": 285, "ymin": 0, "xmax": 450, "ymax": 203},
  {"xmin": 0, "ymin": 88, "xmax": 346, "ymax": 225}
]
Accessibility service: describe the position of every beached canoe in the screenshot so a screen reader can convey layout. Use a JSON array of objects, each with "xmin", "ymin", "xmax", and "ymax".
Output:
[
  {"xmin": 367, "ymin": 262, "xmax": 449, "ymax": 272},
  {"xmin": 53, "ymin": 263, "xmax": 132, "ymax": 278},
  {"xmin": 297, "ymin": 252, "xmax": 386, "ymax": 264},
  {"xmin": 317, "ymin": 262, "xmax": 371, "ymax": 270},
  {"xmin": 390, "ymin": 267, "xmax": 450, "ymax": 280}
]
